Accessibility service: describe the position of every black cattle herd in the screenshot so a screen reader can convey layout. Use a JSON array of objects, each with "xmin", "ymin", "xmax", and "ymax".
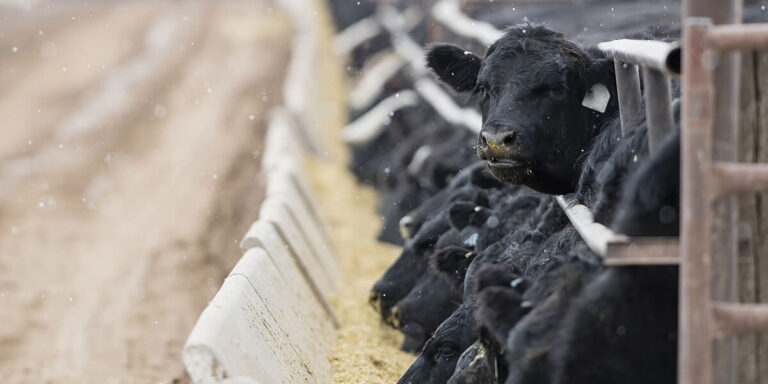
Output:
[{"xmin": 328, "ymin": 1, "xmax": 766, "ymax": 384}]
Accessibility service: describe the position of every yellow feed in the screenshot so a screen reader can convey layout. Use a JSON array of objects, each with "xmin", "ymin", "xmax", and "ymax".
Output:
[{"xmin": 304, "ymin": 1, "xmax": 416, "ymax": 381}]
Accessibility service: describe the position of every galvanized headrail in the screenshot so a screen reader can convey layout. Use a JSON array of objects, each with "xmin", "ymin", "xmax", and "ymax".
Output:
[
  {"xmin": 431, "ymin": 0, "xmax": 502, "ymax": 47},
  {"xmin": 596, "ymin": 39, "xmax": 681, "ymax": 151},
  {"xmin": 377, "ymin": 4, "xmax": 483, "ymax": 134},
  {"xmin": 597, "ymin": 39, "xmax": 681, "ymax": 77},
  {"xmin": 555, "ymin": 196, "xmax": 679, "ymax": 266}
]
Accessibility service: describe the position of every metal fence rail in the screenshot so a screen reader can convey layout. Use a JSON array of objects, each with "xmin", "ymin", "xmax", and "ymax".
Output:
[
  {"xmin": 338, "ymin": 4, "xmax": 483, "ymax": 136},
  {"xmin": 583, "ymin": 39, "xmax": 682, "ymax": 265},
  {"xmin": 598, "ymin": 39, "xmax": 680, "ymax": 148}
]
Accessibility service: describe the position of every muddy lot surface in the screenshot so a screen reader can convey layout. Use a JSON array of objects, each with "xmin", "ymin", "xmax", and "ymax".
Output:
[{"xmin": 0, "ymin": 1, "xmax": 290, "ymax": 382}]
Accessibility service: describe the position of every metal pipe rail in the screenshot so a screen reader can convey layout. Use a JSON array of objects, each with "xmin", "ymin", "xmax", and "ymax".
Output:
[
  {"xmin": 706, "ymin": 23, "xmax": 768, "ymax": 50},
  {"xmin": 377, "ymin": 4, "xmax": 483, "ymax": 134},
  {"xmin": 555, "ymin": 196, "xmax": 679, "ymax": 266},
  {"xmin": 431, "ymin": 0, "xmax": 501, "ymax": 47},
  {"xmin": 596, "ymin": 39, "xmax": 681, "ymax": 151},
  {"xmin": 597, "ymin": 39, "xmax": 682, "ymax": 77}
]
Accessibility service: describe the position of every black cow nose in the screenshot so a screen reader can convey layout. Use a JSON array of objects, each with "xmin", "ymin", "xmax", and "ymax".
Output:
[
  {"xmin": 481, "ymin": 131, "xmax": 518, "ymax": 151},
  {"xmin": 389, "ymin": 305, "xmax": 402, "ymax": 328},
  {"xmin": 369, "ymin": 290, "xmax": 383, "ymax": 312},
  {"xmin": 399, "ymin": 215, "xmax": 414, "ymax": 239}
]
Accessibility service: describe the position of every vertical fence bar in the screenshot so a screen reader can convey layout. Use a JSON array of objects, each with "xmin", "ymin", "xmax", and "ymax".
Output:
[
  {"xmin": 684, "ymin": 2, "xmax": 742, "ymax": 383},
  {"xmin": 680, "ymin": 18, "xmax": 715, "ymax": 384},
  {"xmin": 642, "ymin": 67, "xmax": 674, "ymax": 153},
  {"xmin": 614, "ymin": 61, "xmax": 643, "ymax": 136}
]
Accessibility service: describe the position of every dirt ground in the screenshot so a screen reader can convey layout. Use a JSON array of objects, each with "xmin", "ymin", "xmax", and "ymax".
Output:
[{"xmin": 0, "ymin": 1, "xmax": 290, "ymax": 382}]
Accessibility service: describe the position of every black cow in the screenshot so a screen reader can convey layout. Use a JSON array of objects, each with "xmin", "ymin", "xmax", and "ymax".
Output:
[
  {"xmin": 391, "ymin": 257, "xmax": 466, "ymax": 352},
  {"xmin": 379, "ymin": 126, "xmax": 480, "ymax": 244},
  {"xmin": 448, "ymin": 340, "xmax": 496, "ymax": 384},
  {"xmin": 550, "ymin": 265, "xmax": 678, "ymax": 384},
  {"xmin": 370, "ymin": 207, "xmax": 452, "ymax": 319},
  {"xmin": 400, "ymin": 161, "xmax": 503, "ymax": 240},
  {"xmin": 371, "ymin": 164, "xmax": 502, "ymax": 318},
  {"xmin": 426, "ymin": 25, "xmax": 618, "ymax": 194},
  {"xmin": 396, "ymin": 303, "xmax": 480, "ymax": 384},
  {"xmin": 549, "ymin": 129, "xmax": 681, "ymax": 384},
  {"xmin": 388, "ymin": 189, "xmax": 564, "ymax": 353},
  {"xmin": 612, "ymin": 129, "xmax": 680, "ymax": 237},
  {"xmin": 386, "ymin": 203, "xmax": 494, "ymax": 351},
  {"xmin": 397, "ymin": 217, "xmax": 581, "ymax": 383},
  {"xmin": 350, "ymin": 102, "xmax": 434, "ymax": 187},
  {"xmin": 396, "ymin": 24, "xmax": 620, "ymax": 384},
  {"xmin": 387, "ymin": 200, "xmax": 495, "ymax": 352},
  {"xmin": 448, "ymin": 264, "xmax": 529, "ymax": 384},
  {"xmin": 376, "ymin": 125, "xmax": 477, "ymax": 244}
]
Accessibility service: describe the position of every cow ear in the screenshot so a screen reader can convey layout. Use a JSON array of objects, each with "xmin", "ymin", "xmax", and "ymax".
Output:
[
  {"xmin": 448, "ymin": 202, "xmax": 476, "ymax": 231},
  {"xmin": 469, "ymin": 207, "xmax": 491, "ymax": 227},
  {"xmin": 583, "ymin": 57, "xmax": 616, "ymax": 113},
  {"xmin": 476, "ymin": 286, "xmax": 529, "ymax": 346},
  {"xmin": 476, "ymin": 264, "xmax": 521, "ymax": 293},
  {"xmin": 430, "ymin": 246, "xmax": 476, "ymax": 289},
  {"xmin": 426, "ymin": 44, "xmax": 481, "ymax": 93}
]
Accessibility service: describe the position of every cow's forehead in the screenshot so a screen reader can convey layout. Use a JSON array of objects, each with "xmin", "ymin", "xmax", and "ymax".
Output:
[
  {"xmin": 477, "ymin": 35, "xmax": 587, "ymax": 85},
  {"xmin": 478, "ymin": 50, "xmax": 574, "ymax": 87}
]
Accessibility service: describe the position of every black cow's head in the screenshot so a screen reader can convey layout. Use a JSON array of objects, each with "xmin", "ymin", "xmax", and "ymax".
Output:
[
  {"xmin": 370, "ymin": 208, "xmax": 453, "ymax": 319},
  {"xmin": 389, "ymin": 269, "xmax": 463, "ymax": 353},
  {"xmin": 396, "ymin": 304, "xmax": 479, "ymax": 384},
  {"xmin": 399, "ymin": 161, "xmax": 499, "ymax": 240},
  {"xmin": 426, "ymin": 25, "xmax": 617, "ymax": 194}
]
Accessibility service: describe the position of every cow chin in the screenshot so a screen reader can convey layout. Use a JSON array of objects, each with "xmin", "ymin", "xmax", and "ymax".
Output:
[{"xmin": 486, "ymin": 164, "xmax": 527, "ymax": 185}]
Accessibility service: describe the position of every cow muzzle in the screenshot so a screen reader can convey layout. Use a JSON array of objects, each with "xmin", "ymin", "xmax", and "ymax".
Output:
[
  {"xmin": 399, "ymin": 215, "xmax": 415, "ymax": 239},
  {"xmin": 478, "ymin": 131, "xmax": 519, "ymax": 158}
]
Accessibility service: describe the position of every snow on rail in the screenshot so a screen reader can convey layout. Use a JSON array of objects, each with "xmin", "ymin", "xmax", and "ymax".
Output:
[
  {"xmin": 432, "ymin": 0, "xmax": 503, "ymax": 46},
  {"xmin": 375, "ymin": 4, "xmax": 482, "ymax": 134}
]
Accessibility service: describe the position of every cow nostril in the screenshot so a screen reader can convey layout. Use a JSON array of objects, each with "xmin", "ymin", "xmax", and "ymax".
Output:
[
  {"xmin": 399, "ymin": 215, "xmax": 414, "ymax": 239},
  {"xmin": 389, "ymin": 306, "xmax": 402, "ymax": 328},
  {"xmin": 503, "ymin": 132, "xmax": 517, "ymax": 146},
  {"xmin": 369, "ymin": 290, "xmax": 382, "ymax": 311},
  {"xmin": 480, "ymin": 135, "xmax": 488, "ymax": 147}
]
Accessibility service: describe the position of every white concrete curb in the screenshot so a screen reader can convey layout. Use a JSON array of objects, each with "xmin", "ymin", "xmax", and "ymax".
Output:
[
  {"xmin": 183, "ymin": 248, "xmax": 334, "ymax": 384},
  {"xmin": 182, "ymin": 0, "xmax": 341, "ymax": 382},
  {"xmin": 281, "ymin": 0, "xmax": 326, "ymax": 156}
]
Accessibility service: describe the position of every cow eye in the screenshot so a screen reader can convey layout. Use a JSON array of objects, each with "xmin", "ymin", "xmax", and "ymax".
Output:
[
  {"xmin": 548, "ymin": 84, "xmax": 568, "ymax": 99},
  {"xmin": 475, "ymin": 84, "xmax": 488, "ymax": 97},
  {"xmin": 435, "ymin": 344, "xmax": 459, "ymax": 361}
]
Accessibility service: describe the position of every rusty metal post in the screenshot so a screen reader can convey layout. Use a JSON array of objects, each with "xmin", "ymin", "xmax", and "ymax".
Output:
[
  {"xmin": 614, "ymin": 61, "xmax": 643, "ymax": 136},
  {"xmin": 643, "ymin": 67, "xmax": 674, "ymax": 153},
  {"xmin": 707, "ymin": 24, "xmax": 768, "ymax": 49},
  {"xmin": 683, "ymin": 2, "xmax": 741, "ymax": 383},
  {"xmin": 680, "ymin": 18, "xmax": 716, "ymax": 384}
]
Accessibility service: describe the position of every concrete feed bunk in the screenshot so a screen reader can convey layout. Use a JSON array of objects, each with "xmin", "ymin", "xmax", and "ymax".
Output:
[{"xmin": 182, "ymin": 0, "xmax": 413, "ymax": 382}]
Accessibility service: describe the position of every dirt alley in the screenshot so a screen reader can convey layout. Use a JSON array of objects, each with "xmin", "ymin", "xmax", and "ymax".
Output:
[{"xmin": 0, "ymin": 1, "xmax": 291, "ymax": 382}]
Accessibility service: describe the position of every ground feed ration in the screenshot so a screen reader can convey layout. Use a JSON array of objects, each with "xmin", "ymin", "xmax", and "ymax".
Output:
[{"xmin": 302, "ymin": 3, "xmax": 415, "ymax": 378}]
